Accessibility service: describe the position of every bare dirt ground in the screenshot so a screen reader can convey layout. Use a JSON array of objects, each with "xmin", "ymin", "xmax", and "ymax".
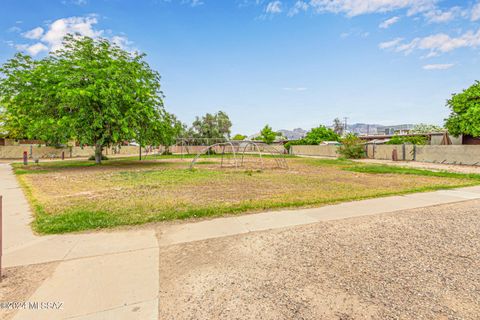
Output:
[
  {"xmin": 158, "ymin": 200, "xmax": 480, "ymax": 320},
  {"xmin": 0, "ymin": 262, "xmax": 58, "ymax": 320}
]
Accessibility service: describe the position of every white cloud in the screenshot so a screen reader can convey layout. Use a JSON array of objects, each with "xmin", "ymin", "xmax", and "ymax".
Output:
[
  {"xmin": 378, "ymin": 37, "xmax": 403, "ymax": 49},
  {"xmin": 187, "ymin": 0, "xmax": 203, "ymax": 6},
  {"xmin": 308, "ymin": 0, "xmax": 436, "ymax": 17},
  {"xmin": 22, "ymin": 27, "xmax": 44, "ymax": 39},
  {"xmin": 111, "ymin": 35, "xmax": 137, "ymax": 52},
  {"xmin": 379, "ymin": 16, "xmax": 400, "ymax": 29},
  {"xmin": 422, "ymin": 63, "xmax": 454, "ymax": 70},
  {"xmin": 288, "ymin": 1, "xmax": 309, "ymax": 16},
  {"xmin": 41, "ymin": 16, "xmax": 102, "ymax": 52},
  {"xmin": 424, "ymin": 6, "xmax": 464, "ymax": 23},
  {"xmin": 14, "ymin": 15, "xmax": 134, "ymax": 56},
  {"xmin": 15, "ymin": 42, "xmax": 48, "ymax": 56},
  {"xmin": 472, "ymin": 2, "xmax": 480, "ymax": 21},
  {"xmin": 383, "ymin": 30, "xmax": 480, "ymax": 56},
  {"xmin": 266, "ymin": 1, "xmax": 282, "ymax": 14}
]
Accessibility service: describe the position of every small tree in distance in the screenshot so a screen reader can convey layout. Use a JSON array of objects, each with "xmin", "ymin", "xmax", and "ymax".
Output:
[
  {"xmin": 189, "ymin": 111, "xmax": 232, "ymax": 140},
  {"xmin": 260, "ymin": 125, "xmax": 277, "ymax": 144},
  {"xmin": 284, "ymin": 125, "xmax": 340, "ymax": 150},
  {"xmin": 333, "ymin": 118, "xmax": 344, "ymax": 135}
]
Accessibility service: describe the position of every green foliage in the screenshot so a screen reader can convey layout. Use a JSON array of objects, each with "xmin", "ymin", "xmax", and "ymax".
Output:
[
  {"xmin": 345, "ymin": 164, "xmax": 480, "ymax": 180},
  {"xmin": 338, "ymin": 134, "xmax": 365, "ymax": 159},
  {"xmin": 259, "ymin": 125, "xmax": 277, "ymax": 144},
  {"xmin": 156, "ymin": 113, "xmax": 186, "ymax": 148},
  {"xmin": 386, "ymin": 135, "xmax": 427, "ymax": 145},
  {"xmin": 411, "ymin": 123, "xmax": 444, "ymax": 134},
  {"xmin": 232, "ymin": 134, "xmax": 246, "ymax": 140},
  {"xmin": 284, "ymin": 125, "xmax": 340, "ymax": 150},
  {"xmin": 189, "ymin": 111, "xmax": 232, "ymax": 139},
  {"xmin": 284, "ymin": 139, "xmax": 303, "ymax": 151},
  {"xmin": 0, "ymin": 35, "xmax": 171, "ymax": 164},
  {"xmin": 303, "ymin": 125, "xmax": 340, "ymax": 144},
  {"xmin": 445, "ymin": 81, "xmax": 480, "ymax": 137}
]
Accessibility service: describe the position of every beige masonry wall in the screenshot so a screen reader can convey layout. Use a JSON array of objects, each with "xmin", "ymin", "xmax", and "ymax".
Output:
[
  {"xmin": 414, "ymin": 145, "xmax": 480, "ymax": 166},
  {"xmin": 366, "ymin": 144, "xmax": 415, "ymax": 161},
  {"xmin": 290, "ymin": 144, "xmax": 480, "ymax": 166},
  {"xmin": 0, "ymin": 145, "xmax": 141, "ymax": 159},
  {"xmin": 290, "ymin": 145, "xmax": 339, "ymax": 157}
]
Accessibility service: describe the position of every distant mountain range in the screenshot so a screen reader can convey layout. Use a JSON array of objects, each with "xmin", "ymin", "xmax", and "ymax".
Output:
[
  {"xmin": 277, "ymin": 128, "xmax": 308, "ymax": 140},
  {"xmin": 278, "ymin": 123, "xmax": 416, "ymax": 139}
]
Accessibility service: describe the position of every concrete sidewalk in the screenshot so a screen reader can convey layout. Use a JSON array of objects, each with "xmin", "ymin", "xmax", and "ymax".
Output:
[
  {"xmin": 0, "ymin": 164, "xmax": 160, "ymax": 320},
  {"xmin": 0, "ymin": 164, "xmax": 40, "ymax": 251},
  {"xmin": 157, "ymin": 186, "xmax": 480, "ymax": 246}
]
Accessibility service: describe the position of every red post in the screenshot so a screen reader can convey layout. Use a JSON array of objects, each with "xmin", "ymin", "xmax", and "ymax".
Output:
[
  {"xmin": 0, "ymin": 196, "xmax": 2, "ymax": 281},
  {"xmin": 23, "ymin": 151, "xmax": 28, "ymax": 165}
]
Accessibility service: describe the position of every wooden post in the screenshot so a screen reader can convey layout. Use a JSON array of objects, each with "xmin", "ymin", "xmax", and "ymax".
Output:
[{"xmin": 392, "ymin": 149, "xmax": 398, "ymax": 161}]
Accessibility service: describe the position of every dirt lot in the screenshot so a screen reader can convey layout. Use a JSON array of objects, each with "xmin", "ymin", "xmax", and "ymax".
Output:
[{"xmin": 158, "ymin": 200, "xmax": 480, "ymax": 320}]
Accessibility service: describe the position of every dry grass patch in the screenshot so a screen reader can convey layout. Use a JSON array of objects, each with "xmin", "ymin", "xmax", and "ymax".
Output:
[{"xmin": 13, "ymin": 157, "xmax": 480, "ymax": 234}]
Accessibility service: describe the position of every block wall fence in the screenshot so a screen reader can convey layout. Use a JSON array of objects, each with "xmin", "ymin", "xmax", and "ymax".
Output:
[{"xmin": 290, "ymin": 144, "xmax": 480, "ymax": 166}]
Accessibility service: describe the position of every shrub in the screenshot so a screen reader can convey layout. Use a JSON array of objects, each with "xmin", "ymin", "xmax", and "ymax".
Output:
[
  {"xmin": 338, "ymin": 134, "xmax": 365, "ymax": 159},
  {"xmin": 285, "ymin": 125, "xmax": 340, "ymax": 151},
  {"xmin": 386, "ymin": 135, "xmax": 427, "ymax": 145},
  {"xmin": 303, "ymin": 125, "xmax": 340, "ymax": 144},
  {"xmin": 232, "ymin": 134, "xmax": 246, "ymax": 141},
  {"xmin": 284, "ymin": 139, "xmax": 305, "ymax": 151}
]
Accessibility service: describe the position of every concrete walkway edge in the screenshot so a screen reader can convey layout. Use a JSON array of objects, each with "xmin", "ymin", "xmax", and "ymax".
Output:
[{"xmin": 157, "ymin": 186, "xmax": 480, "ymax": 246}]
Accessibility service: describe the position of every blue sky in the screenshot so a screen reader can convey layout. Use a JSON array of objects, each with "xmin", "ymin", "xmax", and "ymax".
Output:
[{"xmin": 1, "ymin": 0, "xmax": 480, "ymax": 135}]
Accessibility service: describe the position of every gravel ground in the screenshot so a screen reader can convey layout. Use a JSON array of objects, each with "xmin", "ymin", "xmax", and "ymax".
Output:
[
  {"xmin": 0, "ymin": 262, "xmax": 58, "ymax": 320},
  {"xmin": 159, "ymin": 200, "xmax": 480, "ymax": 320}
]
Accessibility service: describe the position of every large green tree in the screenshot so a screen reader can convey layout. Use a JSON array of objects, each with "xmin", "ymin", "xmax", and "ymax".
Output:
[
  {"xmin": 0, "ymin": 35, "xmax": 170, "ymax": 163},
  {"xmin": 445, "ymin": 81, "xmax": 480, "ymax": 137},
  {"xmin": 189, "ymin": 111, "xmax": 232, "ymax": 141}
]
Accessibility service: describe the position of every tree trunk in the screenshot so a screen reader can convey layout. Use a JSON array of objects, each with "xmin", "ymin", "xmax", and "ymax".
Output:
[
  {"xmin": 139, "ymin": 145, "xmax": 142, "ymax": 160},
  {"xmin": 94, "ymin": 143, "xmax": 103, "ymax": 164}
]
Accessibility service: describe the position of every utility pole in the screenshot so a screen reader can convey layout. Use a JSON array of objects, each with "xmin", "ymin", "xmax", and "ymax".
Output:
[{"xmin": 343, "ymin": 117, "xmax": 348, "ymax": 134}]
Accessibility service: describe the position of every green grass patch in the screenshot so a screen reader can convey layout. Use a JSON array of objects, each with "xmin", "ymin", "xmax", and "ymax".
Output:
[
  {"xmin": 344, "ymin": 164, "xmax": 480, "ymax": 180},
  {"xmin": 31, "ymin": 181, "xmax": 476, "ymax": 234}
]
